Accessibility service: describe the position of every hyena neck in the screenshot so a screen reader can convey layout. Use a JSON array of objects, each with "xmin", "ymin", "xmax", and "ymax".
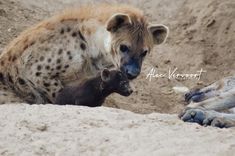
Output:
[
  {"xmin": 86, "ymin": 77, "xmax": 112, "ymax": 100},
  {"xmin": 100, "ymin": 83, "xmax": 113, "ymax": 98},
  {"xmin": 88, "ymin": 26, "xmax": 118, "ymax": 69}
]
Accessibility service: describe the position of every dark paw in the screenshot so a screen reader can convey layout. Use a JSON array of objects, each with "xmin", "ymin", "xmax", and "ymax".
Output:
[
  {"xmin": 185, "ymin": 89, "xmax": 205, "ymax": 103},
  {"xmin": 211, "ymin": 117, "xmax": 235, "ymax": 128},
  {"xmin": 179, "ymin": 108, "xmax": 208, "ymax": 125},
  {"xmin": 179, "ymin": 108, "xmax": 220, "ymax": 126},
  {"xmin": 179, "ymin": 108, "xmax": 235, "ymax": 128}
]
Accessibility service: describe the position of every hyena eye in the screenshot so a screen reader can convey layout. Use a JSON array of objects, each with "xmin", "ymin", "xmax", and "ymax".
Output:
[
  {"xmin": 116, "ymin": 72, "xmax": 123, "ymax": 79},
  {"xmin": 120, "ymin": 44, "xmax": 129, "ymax": 53},
  {"xmin": 140, "ymin": 50, "xmax": 148, "ymax": 57}
]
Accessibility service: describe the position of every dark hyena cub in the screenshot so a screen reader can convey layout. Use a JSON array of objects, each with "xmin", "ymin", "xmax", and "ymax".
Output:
[{"xmin": 55, "ymin": 69, "xmax": 133, "ymax": 107}]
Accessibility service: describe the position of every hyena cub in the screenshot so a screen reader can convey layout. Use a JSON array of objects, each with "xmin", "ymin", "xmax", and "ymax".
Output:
[{"xmin": 55, "ymin": 69, "xmax": 133, "ymax": 107}]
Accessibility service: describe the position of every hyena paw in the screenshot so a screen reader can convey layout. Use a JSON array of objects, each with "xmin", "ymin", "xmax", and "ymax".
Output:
[
  {"xmin": 179, "ymin": 108, "xmax": 217, "ymax": 125},
  {"xmin": 210, "ymin": 117, "xmax": 235, "ymax": 128},
  {"xmin": 184, "ymin": 89, "xmax": 205, "ymax": 103}
]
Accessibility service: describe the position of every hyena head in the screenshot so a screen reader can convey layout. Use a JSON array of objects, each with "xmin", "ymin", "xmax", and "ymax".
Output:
[
  {"xmin": 100, "ymin": 69, "xmax": 133, "ymax": 96},
  {"xmin": 106, "ymin": 13, "xmax": 169, "ymax": 80}
]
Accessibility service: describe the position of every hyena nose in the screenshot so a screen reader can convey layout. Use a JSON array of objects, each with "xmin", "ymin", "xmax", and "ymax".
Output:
[
  {"xmin": 125, "ymin": 87, "xmax": 133, "ymax": 96},
  {"xmin": 126, "ymin": 67, "xmax": 140, "ymax": 80}
]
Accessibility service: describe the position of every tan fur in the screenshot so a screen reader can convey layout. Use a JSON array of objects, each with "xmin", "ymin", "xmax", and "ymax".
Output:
[
  {"xmin": 0, "ymin": 4, "xmax": 146, "ymax": 59},
  {"xmin": 0, "ymin": 4, "xmax": 168, "ymax": 104}
]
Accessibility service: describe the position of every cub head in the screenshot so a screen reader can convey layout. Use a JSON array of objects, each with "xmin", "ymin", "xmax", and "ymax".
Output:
[
  {"xmin": 101, "ymin": 68, "xmax": 133, "ymax": 96},
  {"xmin": 106, "ymin": 12, "xmax": 169, "ymax": 80}
]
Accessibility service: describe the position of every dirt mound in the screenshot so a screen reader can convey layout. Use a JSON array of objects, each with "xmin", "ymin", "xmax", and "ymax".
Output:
[
  {"xmin": 0, "ymin": 0, "xmax": 234, "ymax": 114},
  {"xmin": 0, "ymin": 104, "xmax": 235, "ymax": 156}
]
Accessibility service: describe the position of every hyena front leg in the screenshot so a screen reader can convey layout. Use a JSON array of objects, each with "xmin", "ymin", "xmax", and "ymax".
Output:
[
  {"xmin": 179, "ymin": 88, "xmax": 235, "ymax": 128},
  {"xmin": 210, "ymin": 116, "xmax": 235, "ymax": 128},
  {"xmin": 185, "ymin": 76, "xmax": 235, "ymax": 103},
  {"xmin": 186, "ymin": 87, "xmax": 235, "ymax": 110},
  {"xmin": 180, "ymin": 75, "xmax": 235, "ymax": 128},
  {"xmin": 0, "ymin": 83, "xmax": 26, "ymax": 104}
]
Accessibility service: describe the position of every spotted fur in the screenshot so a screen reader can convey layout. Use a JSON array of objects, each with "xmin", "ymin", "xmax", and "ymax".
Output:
[{"xmin": 0, "ymin": 4, "xmax": 168, "ymax": 104}]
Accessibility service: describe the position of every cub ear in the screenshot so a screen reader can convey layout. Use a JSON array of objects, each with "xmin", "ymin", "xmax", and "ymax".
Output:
[
  {"xmin": 101, "ymin": 68, "xmax": 111, "ymax": 82},
  {"xmin": 106, "ymin": 13, "xmax": 132, "ymax": 32},
  {"xmin": 148, "ymin": 24, "xmax": 169, "ymax": 45}
]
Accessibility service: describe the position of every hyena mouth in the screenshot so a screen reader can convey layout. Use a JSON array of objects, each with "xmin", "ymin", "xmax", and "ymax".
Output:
[
  {"xmin": 126, "ymin": 73, "xmax": 138, "ymax": 80},
  {"xmin": 121, "ymin": 66, "xmax": 140, "ymax": 80}
]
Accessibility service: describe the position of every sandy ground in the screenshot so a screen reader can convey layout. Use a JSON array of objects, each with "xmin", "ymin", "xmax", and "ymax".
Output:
[
  {"xmin": 0, "ymin": 0, "xmax": 235, "ymax": 114},
  {"xmin": 0, "ymin": 104, "xmax": 235, "ymax": 156}
]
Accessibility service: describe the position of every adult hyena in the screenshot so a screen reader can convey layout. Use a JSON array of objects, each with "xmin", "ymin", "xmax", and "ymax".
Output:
[{"xmin": 0, "ymin": 4, "xmax": 169, "ymax": 104}]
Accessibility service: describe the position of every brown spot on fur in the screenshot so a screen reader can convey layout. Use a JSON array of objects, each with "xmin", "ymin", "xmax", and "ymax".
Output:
[
  {"xmin": 46, "ymin": 66, "xmax": 50, "ymax": 70},
  {"xmin": 0, "ymin": 73, "xmax": 4, "ymax": 82},
  {"xmin": 56, "ymin": 59, "xmax": 61, "ymax": 64},
  {"xmin": 18, "ymin": 78, "xmax": 26, "ymax": 85},
  {"xmin": 40, "ymin": 56, "xmax": 44, "ymax": 61},
  {"xmin": 12, "ymin": 56, "xmax": 17, "ymax": 62},
  {"xmin": 64, "ymin": 65, "xmax": 69, "ymax": 68},
  {"xmin": 51, "ymin": 73, "xmax": 59, "ymax": 79},
  {"xmin": 47, "ymin": 58, "xmax": 52, "ymax": 63},
  {"xmin": 30, "ymin": 41, "xmax": 35, "ymax": 46},
  {"xmin": 36, "ymin": 72, "xmax": 41, "ymax": 76},
  {"xmin": 80, "ymin": 43, "xmax": 86, "ymax": 50},
  {"xmin": 67, "ymin": 27, "xmax": 71, "ymax": 32},
  {"xmin": 72, "ymin": 32, "xmax": 77, "ymax": 37},
  {"xmin": 52, "ymin": 92, "xmax": 56, "ymax": 98},
  {"xmin": 0, "ymin": 61, "xmax": 4, "ymax": 66},
  {"xmin": 7, "ymin": 74, "xmax": 13, "ymax": 83},
  {"xmin": 60, "ymin": 28, "xmax": 65, "ymax": 34},
  {"xmin": 69, "ymin": 56, "xmax": 73, "ymax": 60},
  {"xmin": 43, "ymin": 82, "xmax": 50, "ymax": 87},
  {"xmin": 37, "ymin": 65, "xmax": 42, "ymax": 71},
  {"xmin": 58, "ymin": 49, "xmax": 63, "ymax": 55},
  {"xmin": 8, "ymin": 56, "xmax": 12, "ymax": 62},
  {"xmin": 56, "ymin": 65, "xmax": 61, "ymax": 70}
]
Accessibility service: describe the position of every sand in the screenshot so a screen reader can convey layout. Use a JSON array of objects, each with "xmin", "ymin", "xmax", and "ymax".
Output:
[{"xmin": 0, "ymin": 104, "xmax": 235, "ymax": 156}]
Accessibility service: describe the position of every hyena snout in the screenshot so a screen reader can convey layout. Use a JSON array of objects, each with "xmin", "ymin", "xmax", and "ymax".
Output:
[
  {"xmin": 117, "ymin": 81, "xmax": 133, "ymax": 96},
  {"xmin": 125, "ymin": 65, "xmax": 140, "ymax": 80},
  {"xmin": 122, "ymin": 60, "xmax": 141, "ymax": 80}
]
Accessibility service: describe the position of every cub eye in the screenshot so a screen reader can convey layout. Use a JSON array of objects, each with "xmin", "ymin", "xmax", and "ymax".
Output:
[
  {"xmin": 140, "ymin": 50, "xmax": 148, "ymax": 57},
  {"xmin": 120, "ymin": 81, "xmax": 126, "ymax": 86},
  {"xmin": 117, "ymin": 72, "xmax": 123, "ymax": 78},
  {"xmin": 120, "ymin": 45, "xmax": 129, "ymax": 53}
]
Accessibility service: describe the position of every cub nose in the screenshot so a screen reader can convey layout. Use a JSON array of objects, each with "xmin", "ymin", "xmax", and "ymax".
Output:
[{"xmin": 128, "ymin": 88, "xmax": 133, "ymax": 94}]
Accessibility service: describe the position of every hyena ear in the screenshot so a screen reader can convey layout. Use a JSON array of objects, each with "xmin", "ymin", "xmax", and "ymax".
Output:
[
  {"xmin": 101, "ymin": 68, "xmax": 111, "ymax": 82},
  {"xmin": 148, "ymin": 24, "xmax": 169, "ymax": 45},
  {"xmin": 106, "ymin": 13, "xmax": 132, "ymax": 32}
]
